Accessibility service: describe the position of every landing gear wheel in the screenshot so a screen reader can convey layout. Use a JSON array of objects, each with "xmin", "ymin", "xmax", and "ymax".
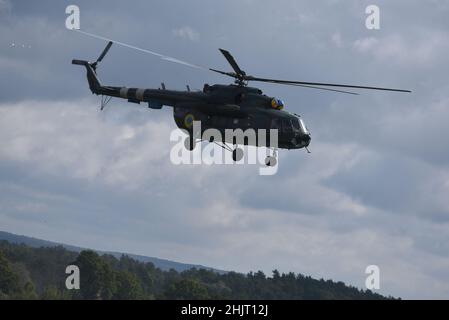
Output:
[
  {"xmin": 265, "ymin": 156, "xmax": 277, "ymax": 167},
  {"xmin": 232, "ymin": 148, "xmax": 244, "ymax": 162},
  {"xmin": 184, "ymin": 136, "xmax": 196, "ymax": 151}
]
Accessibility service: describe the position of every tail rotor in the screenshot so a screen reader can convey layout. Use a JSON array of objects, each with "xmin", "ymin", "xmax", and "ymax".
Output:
[{"xmin": 90, "ymin": 41, "xmax": 113, "ymax": 72}]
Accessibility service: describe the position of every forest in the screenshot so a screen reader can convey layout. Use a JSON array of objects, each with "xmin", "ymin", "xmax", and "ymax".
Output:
[{"xmin": 0, "ymin": 240, "xmax": 392, "ymax": 300}]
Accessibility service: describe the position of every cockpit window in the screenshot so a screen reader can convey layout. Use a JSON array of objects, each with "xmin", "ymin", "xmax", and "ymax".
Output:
[
  {"xmin": 291, "ymin": 118, "xmax": 300, "ymax": 130},
  {"xmin": 299, "ymin": 118, "xmax": 309, "ymax": 134},
  {"xmin": 282, "ymin": 119, "xmax": 293, "ymax": 132}
]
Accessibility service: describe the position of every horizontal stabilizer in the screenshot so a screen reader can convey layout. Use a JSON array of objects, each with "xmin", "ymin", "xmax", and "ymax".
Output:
[{"xmin": 72, "ymin": 59, "xmax": 89, "ymax": 66}]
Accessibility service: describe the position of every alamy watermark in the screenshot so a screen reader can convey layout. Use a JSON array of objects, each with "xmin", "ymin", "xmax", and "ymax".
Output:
[
  {"xmin": 65, "ymin": 265, "xmax": 80, "ymax": 290},
  {"xmin": 366, "ymin": 5, "xmax": 380, "ymax": 30},
  {"xmin": 365, "ymin": 265, "xmax": 380, "ymax": 290},
  {"xmin": 170, "ymin": 121, "xmax": 280, "ymax": 176},
  {"xmin": 65, "ymin": 5, "xmax": 80, "ymax": 30}
]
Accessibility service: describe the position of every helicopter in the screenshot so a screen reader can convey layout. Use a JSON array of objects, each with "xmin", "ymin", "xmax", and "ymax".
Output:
[{"xmin": 73, "ymin": 41, "xmax": 411, "ymax": 166}]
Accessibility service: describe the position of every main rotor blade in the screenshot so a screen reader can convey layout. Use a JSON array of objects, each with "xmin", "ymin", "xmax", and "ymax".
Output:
[
  {"xmin": 246, "ymin": 76, "xmax": 411, "ymax": 93},
  {"xmin": 210, "ymin": 68, "xmax": 238, "ymax": 78},
  {"xmin": 210, "ymin": 68, "xmax": 357, "ymax": 94},
  {"xmin": 290, "ymin": 84, "xmax": 358, "ymax": 95},
  {"xmin": 73, "ymin": 29, "xmax": 206, "ymax": 70},
  {"xmin": 219, "ymin": 49, "xmax": 246, "ymax": 77},
  {"xmin": 96, "ymin": 41, "xmax": 113, "ymax": 63}
]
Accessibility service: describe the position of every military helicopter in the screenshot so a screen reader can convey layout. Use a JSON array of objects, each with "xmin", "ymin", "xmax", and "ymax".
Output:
[{"xmin": 73, "ymin": 41, "xmax": 411, "ymax": 166}]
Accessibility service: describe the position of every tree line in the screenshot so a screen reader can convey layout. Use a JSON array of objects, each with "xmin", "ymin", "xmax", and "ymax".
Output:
[{"xmin": 0, "ymin": 241, "xmax": 392, "ymax": 300}]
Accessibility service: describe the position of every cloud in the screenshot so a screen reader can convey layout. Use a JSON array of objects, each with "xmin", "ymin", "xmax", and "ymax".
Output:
[
  {"xmin": 172, "ymin": 26, "xmax": 200, "ymax": 42},
  {"xmin": 353, "ymin": 37, "xmax": 379, "ymax": 52},
  {"xmin": 353, "ymin": 31, "xmax": 449, "ymax": 67},
  {"xmin": 331, "ymin": 32, "xmax": 344, "ymax": 48},
  {"xmin": 0, "ymin": 0, "xmax": 11, "ymax": 14},
  {"xmin": 0, "ymin": 99, "xmax": 176, "ymax": 188}
]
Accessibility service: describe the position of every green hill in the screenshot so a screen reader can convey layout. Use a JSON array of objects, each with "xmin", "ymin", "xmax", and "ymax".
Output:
[
  {"xmin": 0, "ymin": 235, "xmax": 393, "ymax": 300},
  {"xmin": 0, "ymin": 231, "xmax": 220, "ymax": 273}
]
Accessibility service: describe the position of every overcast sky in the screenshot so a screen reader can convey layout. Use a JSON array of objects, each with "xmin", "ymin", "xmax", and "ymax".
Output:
[{"xmin": 1, "ymin": 0, "xmax": 449, "ymax": 299}]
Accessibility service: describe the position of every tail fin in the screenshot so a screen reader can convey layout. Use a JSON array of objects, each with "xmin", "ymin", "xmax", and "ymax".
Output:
[
  {"xmin": 72, "ymin": 42, "xmax": 113, "ymax": 95},
  {"xmin": 72, "ymin": 60, "xmax": 102, "ymax": 94}
]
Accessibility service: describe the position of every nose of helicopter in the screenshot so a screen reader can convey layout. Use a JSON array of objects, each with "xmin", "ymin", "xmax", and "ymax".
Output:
[
  {"xmin": 293, "ymin": 133, "xmax": 311, "ymax": 149},
  {"xmin": 302, "ymin": 133, "xmax": 311, "ymax": 147}
]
